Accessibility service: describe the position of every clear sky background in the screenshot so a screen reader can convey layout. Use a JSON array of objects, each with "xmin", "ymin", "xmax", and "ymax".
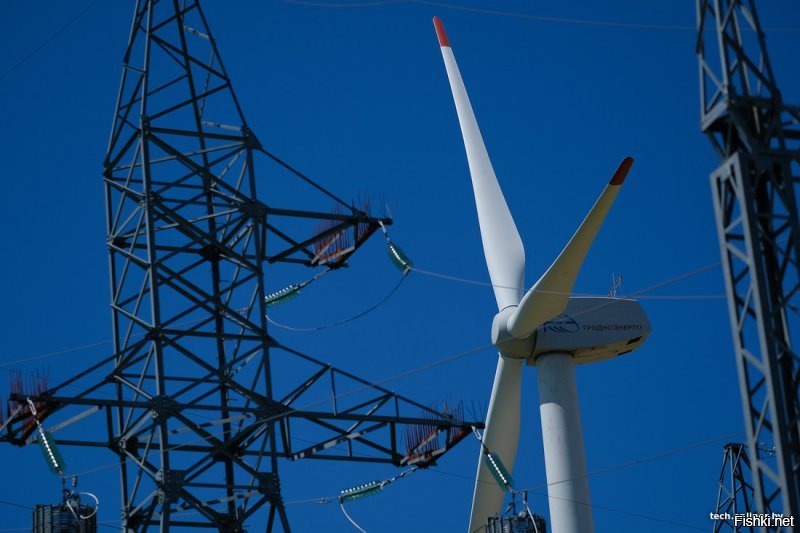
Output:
[{"xmin": 1, "ymin": 1, "xmax": 800, "ymax": 531}]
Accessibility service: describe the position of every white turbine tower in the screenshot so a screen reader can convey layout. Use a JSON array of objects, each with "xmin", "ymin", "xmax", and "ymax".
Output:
[{"xmin": 432, "ymin": 18, "xmax": 651, "ymax": 533}]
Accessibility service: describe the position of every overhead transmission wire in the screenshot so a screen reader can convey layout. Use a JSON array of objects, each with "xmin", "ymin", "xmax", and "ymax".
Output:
[
  {"xmin": 43, "ymin": 290, "xmax": 741, "ymax": 512},
  {"xmin": 6, "ymin": 262, "xmax": 485, "ymax": 481},
  {"xmin": 281, "ymin": 428, "xmax": 740, "ymax": 532},
  {"xmin": 0, "ymin": 236, "xmax": 735, "ymax": 521},
  {"xmin": 264, "ymin": 222, "xmax": 724, "ymax": 332},
  {"xmin": 0, "ymin": 306, "xmax": 263, "ymax": 396},
  {"xmin": 445, "ymin": 426, "xmax": 727, "ymax": 532},
  {"xmin": 32, "ymin": 324, "xmax": 734, "ymax": 530},
  {"xmin": 0, "ymin": 259, "xmax": 727, "ymax": 418},
  {"xmin": 0, "ymin": 339, "xmax": 113, "ymax": 369},
  {"xmin": 0, "ymin": 244, "xmax": 727, "ymax": 442},
  {"xmin": 1, "ymin": 225, "xmax": 725, "ymax": 372},
  {"xmin": 71, "ymin": 443, "xmax": 417, "ymax": 530},
  {"xmin": 67, "ymin": 406, "xmax": 743, "ymax": 505},
  {"xmin": 0, "ymin": 0, "xmax": 752, "ymax": 369},
  {"xmin": 409, "ymin": 261, "xmax": 726, "ymax": 301},
  {"xmin": 286, "ymin": 358, "xmax": 744, "ymax": 522},
  {"xmin": 526, "ymin": 490, "xmax": 706, "ymax": 532},
  {"xmin": 279, "ymin": 0, "xmax": 800, "ymax": 32},
  {"xmin": 0, "ymin": 253, "xmax": 725, "ymax": 415},
  {"xmin": 266, "ymin": 274, "xmax": 408, "ymax": 332},
  {"xmin": 68, "ymin": 338, "xmax": 737, "ymax": 522},
  {"xmin": 421, "ymin": 430, "xmax": 744, "ymax": 493},
  {"xmin": 0, "ymin": 0, "xmax": 103, "ymax": 83},
  {"xmin": 265, "ymin": 220, "xmax": 412, "ymax": 331},
  {"xmin": 0, "ymin": 499, "xmax": 31, "ymax": 511}
]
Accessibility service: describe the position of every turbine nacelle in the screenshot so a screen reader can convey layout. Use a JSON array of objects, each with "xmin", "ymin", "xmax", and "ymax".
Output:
[{"xmin": 491, "ymin": 297, "xmax": 651, "ymax": 364}]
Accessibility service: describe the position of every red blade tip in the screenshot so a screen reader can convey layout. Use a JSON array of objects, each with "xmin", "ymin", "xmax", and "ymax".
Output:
[
  {"xmin": 609, "ymin": 156, "xmax": 634, "ymax": 185},
  {"xmin": 433, "ymin": 17, "xmax": 450, "ymax": 47}
]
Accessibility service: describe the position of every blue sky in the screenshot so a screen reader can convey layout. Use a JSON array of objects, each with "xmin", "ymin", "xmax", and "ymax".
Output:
[{"xmin": 1, "ymin": 1, "xmax": 799, "ymax": 531}]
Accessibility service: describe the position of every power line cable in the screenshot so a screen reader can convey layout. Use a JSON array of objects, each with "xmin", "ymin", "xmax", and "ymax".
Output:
[
  {"xmin": 0, "ymin": 499, "xmax": 32, "ymax": 510},
  {"xmin": 409, "ymin": 260, "xmax": 725, "ymax": 300},
  {"xmin": 283, "ymin": 430, "xmax": 741, "ymax": 531},
  {"xmin": 473, "ymin": 428, "xmax": 737, "ymax": 530},
  {"xmin": 0, "ymin": 254, "xmax": 723, "ymax": 453},
  {"xmin": 0, "ymin": 258, "xmax": 723, "ymax": 372},
  {"xmin": 0, "ymin": 339, "xmax": 112, "ymax": 369},
  {"xmin": 412, "ymin": 0, "xmax": 699, "ymax": 30},
  {"xmin": 631, "ymin": 261, "xmax": 722, "ymax": 296},
  {"xmin": 0, "ymin": 0, "xmax": 103, "ymax": 83},
  {"xmin": 266, "ymin": 274, "xmax": 408, "ymax": 331},
  {"xmin": 0, "ymin": 257, "xmax": 733, "ymax": 491},
  {"xmin": 282, "ymin": 0, "xmax": 402, "ymax": 7},
  {"xmin": 525, "ymin": 488, "xmax": 707, "ymax": 531},
  {"xmin": 279, "ymin": 0, "xmax": 800, "ymax": 32},
  {"xmin": 523, "ymin": 431, "xmax": 744, "ymax": 492},
  {"xmin": 279, "ymin": 424, "xmax": 739, "ymax": 503},
  {"xmin": 0, "ymin": 255, "xmax": 724, "ymax": 446}
]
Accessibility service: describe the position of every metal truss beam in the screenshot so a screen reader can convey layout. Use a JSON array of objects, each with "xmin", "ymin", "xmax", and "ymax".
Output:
[
  {"xmin": 0, "ymin": 1, "xmax": 481, "ymax": 531},
  {"xmin": 697, "ymin": 0, "xmax": 800, "ymax": 526},
  {"xmin": 713, "ymin": 443, "xmax": 759, "ymax": 532}
]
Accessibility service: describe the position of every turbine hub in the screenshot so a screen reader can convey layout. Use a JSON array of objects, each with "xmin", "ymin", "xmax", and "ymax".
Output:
[{"xmin": 491, "ymin": 306, "xmax": 535, "ymax": 359}]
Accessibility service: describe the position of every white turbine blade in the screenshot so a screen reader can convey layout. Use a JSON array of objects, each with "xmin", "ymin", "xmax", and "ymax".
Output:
[
  {"xmin": 435, "ymin": 17, "xmax": 525, "ymax": 311},
  {"xmin": 434, "ymin": 18, "xmax": 524, "ymax": 528},
  {"xmin": 468, "ymin": 356, "xmax": 522, "ymax": 533},
  {"xmin": 507, "ymin": 157, "xmax": 633, "ymax": 339}
]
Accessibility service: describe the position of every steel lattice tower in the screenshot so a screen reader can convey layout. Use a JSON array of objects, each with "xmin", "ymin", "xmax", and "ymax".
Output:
[
  {"xmin": 0, "ymin": 1, "xmax": 478, "ymax": 530},
  {"xmin": 697, "ymin": 0, "xmax": 800, "ymax": 524},
  {"xmin": 713, "ymin": 443, "xmax": 759, "ymax": 532}
]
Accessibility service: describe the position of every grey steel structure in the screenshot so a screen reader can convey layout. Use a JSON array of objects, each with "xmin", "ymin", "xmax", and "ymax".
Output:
[
  {"xmin": 713, "ymin": 443, "xmax": 759, "ymax": 532},
  {"xmin": 696, "ymin": 0, "xmax": 800, "ymax": 525},
  {"xmin": 0, "ymin": 1, "xmax": 478, "ymax": 531}
]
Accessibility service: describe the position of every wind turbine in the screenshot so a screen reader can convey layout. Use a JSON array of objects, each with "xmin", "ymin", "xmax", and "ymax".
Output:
[{"xmin": 432, "ymin": 18, "xmax": 651, "ymax": 533}]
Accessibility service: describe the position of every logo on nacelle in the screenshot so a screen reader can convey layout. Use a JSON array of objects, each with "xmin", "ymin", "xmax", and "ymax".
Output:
[{"xmin": 542, "ymin": 314, "xmax": 580, "ymax": 333}]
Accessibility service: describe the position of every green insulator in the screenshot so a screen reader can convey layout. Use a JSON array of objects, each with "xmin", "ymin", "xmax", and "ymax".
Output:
[
  {"xmin": 484, "ymin": 451, "xmax": 513, "ymax": 491},
  {"xmin": 265, "ymin": 284, "xmax": 301, "ymax": 307},
  {"xmin": 387, "ymin": 241, "xmax": 413, "ymax": 274},
  {"xmin": 339, "ymin": 480, "xmax": 384, "ymax": 503},
  {"xmin": 38, "ymin": 428, "xmax": 66, "ymax": 476}
]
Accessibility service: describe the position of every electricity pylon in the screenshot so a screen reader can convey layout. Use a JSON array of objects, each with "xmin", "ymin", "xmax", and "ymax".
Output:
[
  {"xmin": 713, "ymin": 443, "xmax": 759, "ymax": 532},
  {"xmin": 697, "ymin": 0, "xmax": 800, "ymax": 525},
  {"xmin": 0, "ymin": 1, "xmax": 478, "ymax": 530}
]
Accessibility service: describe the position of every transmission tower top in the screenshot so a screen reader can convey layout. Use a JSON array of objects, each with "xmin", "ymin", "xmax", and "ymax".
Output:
[{"xmin": 0, "ymin": 2, "xmax": 481, "ymax": 530}]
